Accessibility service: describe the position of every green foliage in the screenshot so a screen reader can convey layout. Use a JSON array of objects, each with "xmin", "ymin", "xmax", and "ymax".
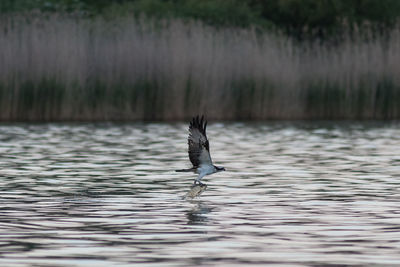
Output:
[
  {"xmin": 249, "ymin": 0, "xmax": 400, "ymax": 39},
  {"xmin": 0, "ymin": 0, "xmax": 36, "ymax": 13},
  {"xmin": 175, "ymin": 0, "xmax": 262, "ymax": 28},
  {"xmin": 104, "ymin": 0, "xmax": 264, "ymax": 28},
  {"xmin": 0, "ymin": 0, "xmax": 87, "ymax": 13},
  {"xmin": 3, "ymin": 0, "xmax": 400, "ymax": 39},
  {"xmin": 345, "ymin": 0, "xmax": 400, "ymax": 25},
  {"xmin": 105, "ymin": 0, "xmax": 175, "ymax": 19}
]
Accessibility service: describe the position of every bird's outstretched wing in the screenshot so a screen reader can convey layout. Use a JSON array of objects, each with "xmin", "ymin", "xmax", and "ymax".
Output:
[{"xmin": 188, "ymin": 115, "xmax": 212, "ymax": 167}]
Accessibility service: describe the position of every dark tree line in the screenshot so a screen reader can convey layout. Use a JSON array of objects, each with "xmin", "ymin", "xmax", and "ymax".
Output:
[{"xmin": 2, "ymin": 0, "xmax": 400, "ymax": 39}]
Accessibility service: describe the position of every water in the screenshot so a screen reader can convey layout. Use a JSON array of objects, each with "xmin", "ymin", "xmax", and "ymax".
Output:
[{"xmin": 1, "ymin": 122, "xmax": 400, "ymax": 266}]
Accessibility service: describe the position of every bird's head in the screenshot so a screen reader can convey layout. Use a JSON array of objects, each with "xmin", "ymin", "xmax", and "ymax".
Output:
[{"xmin": 215, "ymin": 166, "xmax": 226, "ymax": 172}]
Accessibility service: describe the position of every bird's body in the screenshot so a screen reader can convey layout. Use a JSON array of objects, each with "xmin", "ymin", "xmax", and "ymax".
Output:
[
  {"xmin": 197, "ymin": 164, "xmax": 218, "ymax": 179},
  {"xmin": 176, "ymin": 115, "xmax": 225, "ymax": 185}
]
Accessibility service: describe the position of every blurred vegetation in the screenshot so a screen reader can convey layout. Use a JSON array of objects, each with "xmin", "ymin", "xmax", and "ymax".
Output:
[
  {"xmin": 1, "ymin": 16, "xmax": 400, "ymax": 121},
  {"xmin": 2, "ymin": 0, "xmax": 400, "ymax": 39},
  {"xmin": 1, "ymin": 1, "xmax": 400, "ymax": 120}
]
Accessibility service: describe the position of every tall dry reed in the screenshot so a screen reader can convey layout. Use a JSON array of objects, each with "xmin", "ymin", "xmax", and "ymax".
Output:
[{"xmin": 1, "ymin": 15, "xmax": 400, "ymax": 121}]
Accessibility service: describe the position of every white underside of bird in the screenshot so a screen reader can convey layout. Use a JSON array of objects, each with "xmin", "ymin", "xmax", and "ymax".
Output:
[{"xmin": 196, "ymin": 164, "xmax": 217, "ymax": 183}]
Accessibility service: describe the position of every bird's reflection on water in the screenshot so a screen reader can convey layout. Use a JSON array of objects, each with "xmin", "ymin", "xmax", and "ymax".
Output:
[
  {"xmin": 186, "ymin": 202, "xmax": 213, "ymax": 225},
  {"xmin": 0, "ymin": 122, "xmax": 400, "ymax": 266}
]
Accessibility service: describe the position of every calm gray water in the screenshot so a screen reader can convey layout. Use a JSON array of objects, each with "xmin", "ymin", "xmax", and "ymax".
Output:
[{"xmin": 1, "ymin": 122, "xmax": 400, "ymax": 266}]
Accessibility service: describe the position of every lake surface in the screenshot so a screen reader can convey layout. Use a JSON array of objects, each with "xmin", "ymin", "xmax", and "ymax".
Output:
[{"xmin": 1, "ymin": 122, "xmax": 400, "ymax": 266}]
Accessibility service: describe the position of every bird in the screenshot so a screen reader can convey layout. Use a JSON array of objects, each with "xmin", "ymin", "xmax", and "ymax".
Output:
[{"xmin": 176, "ymin": 115, "xmax": 225, "ymax": 185}]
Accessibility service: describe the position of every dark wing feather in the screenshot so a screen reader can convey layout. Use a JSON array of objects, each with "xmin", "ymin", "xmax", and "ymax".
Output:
[{"xmin": 188, "ymin": 115, "xmax": 212, "ymax": 167}]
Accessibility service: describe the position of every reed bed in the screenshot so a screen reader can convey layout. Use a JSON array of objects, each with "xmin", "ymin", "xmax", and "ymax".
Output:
[{"xmin": 1, "ymin": 15, "xmax": 400, "ymax": 121}]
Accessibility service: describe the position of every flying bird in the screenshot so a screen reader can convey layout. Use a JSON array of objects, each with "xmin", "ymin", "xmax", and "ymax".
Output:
[{"xmin": 176, "ymin": 115, "xmax": 225, "ymax": 185}]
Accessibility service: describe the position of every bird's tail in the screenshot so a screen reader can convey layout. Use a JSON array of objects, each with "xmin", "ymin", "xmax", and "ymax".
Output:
[{"xmin": 175, "ymin": 168, "xmax": 195, "ymax": 172}]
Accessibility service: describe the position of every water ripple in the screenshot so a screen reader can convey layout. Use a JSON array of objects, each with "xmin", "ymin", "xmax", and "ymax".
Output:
[{"xmin": 0, "ymin": 122, "xmax": 400, "ymax": 266}]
